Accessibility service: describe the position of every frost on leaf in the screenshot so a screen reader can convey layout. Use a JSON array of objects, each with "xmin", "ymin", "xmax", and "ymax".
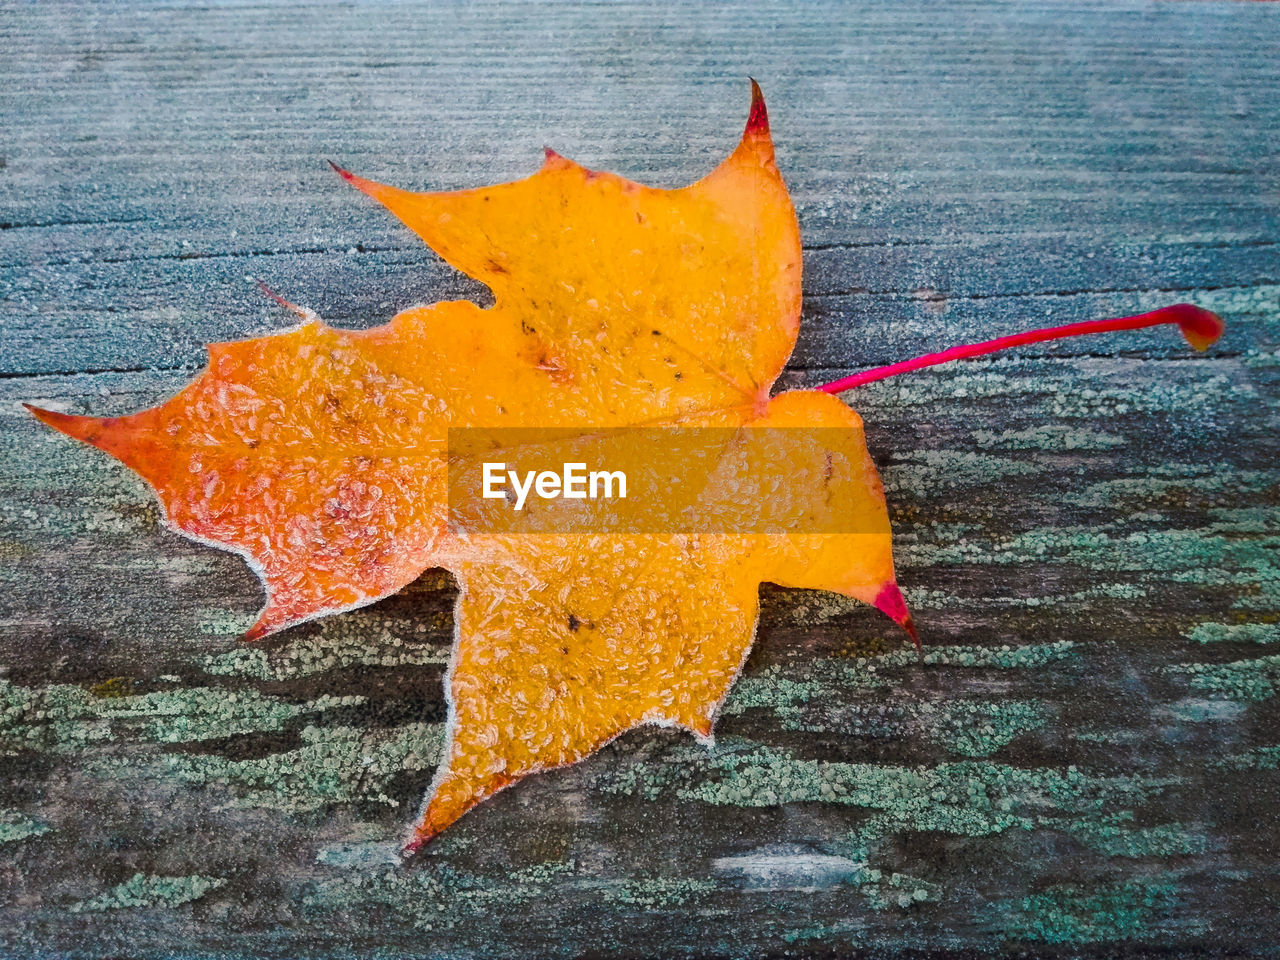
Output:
[{"xmin": 29, "ymin": 83, "xmax": 914, "ymax": 850}]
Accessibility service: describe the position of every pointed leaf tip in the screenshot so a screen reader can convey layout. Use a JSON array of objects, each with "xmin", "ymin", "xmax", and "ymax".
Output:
[
  {"xmin": 327, "ymin": 159, "xmax": 355, "ymax": 181},
  {"xmin": 242, "ymin": 604, "xmax": 289, "ymax": 642},
  {"xmin": 24, "ymin": 403, "xmax": 108, "ymax": 447},
  {"xmin": 745, "ymin": 78, "xmax": 769, "ymax": 137},
  {"xmin": 325, "ymin": 161, "xmax": 390, "ymax": 204},
  {"xmin": 873, "ymin": 581, "xmax": 921, "ymax": 653}
]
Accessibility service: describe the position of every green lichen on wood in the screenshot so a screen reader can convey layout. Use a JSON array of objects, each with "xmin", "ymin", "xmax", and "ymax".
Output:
[
  {"xmin": 1214, "ymin": 745, "xmax": 1280, "ymax": 770},
  {"xmin": 1186, "ymin": 622, "xmax": 1279, "ymax": 645},
  {"xmin": 904, "ymin": 527, "xmax": 1280, "ymax": 601},
  {"xmin": 1235, "ymin": 577, "xmax": 1280, "ymax": 612},
  {"xmin": 720, "ymin": 648, "xmax": 1059, "ymax": 759},
  {"xmin": 0, "ymin": 808, "xmax": 50, "ymax": 845},
  {"xmin": 721, "ymin": 658, "xmax": 889, "ymax": 722},
  {"xmin": 860, "ymin": 869, "xmax": 936, "ymax": 911},
  {"xmin": 202, "ymin": 619, "xmax": 449, "ymax": 681},
  {"xmin": 1048, "ymin": 814, "xmax": 1209, "ymax": 858},
  {"xmin": 605, "ymin": 876, "xmax": 718, "ymax": 908},
  {"xmin": 909, "ymin": 640, "xmax": 1077, "ymax": 669},
  {"xmin": 970, "ymin": 424, "xmax": 1125, "ymax": 451},
  {"xmin": 986, "ymin": 878, "xmax": 1178, "ymax": 944},
  {"xmin": 600, "ymin": 740, "xmax": 1161, "ymax": 853},
  {"xmin": 1063, "ymin": 464, "xmax": 1274, "ymax": 510},
  {"xmin": 71, "ymin": 873, "xmax": 227, "ymax": 912},
  {"xmin": 923, "ymin": 700, "xmax": 1046, "ymax": 757},
  {"xmin": 906, "ymin": 582, "xmax": 1147, "ymax": 611},
  {"xmin": 303, "ymin": 857, "xmax": 578, "ymax": 933},
  {"xmin": 1165, "ymin": 654, "xmax": 1280, "ymax": 702},
  {"xmin": 0, "ymin": 677, "xmax": 363, "ymax": 753},
  {"xmin": 195, "ymin": 607, "xmax": 250, "ymax": 637},
  {"xmin": 155, "ymin": 721, "xmax": 443, "ymax": 810},
  {"xmin": 729, "ymin": 685, "xmax": 1044, "ymax": 758},
  {"xmin": 881, "ymin": 449, "xmax": 1043, "ymax": 499}
]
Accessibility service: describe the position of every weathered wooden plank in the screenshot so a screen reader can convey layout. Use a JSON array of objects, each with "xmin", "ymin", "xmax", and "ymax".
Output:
[
  {"xmin": 2, "ymin": 1, "xmax": 1278, "ymax": 375},
  {"xmin": 2, "ymin": 1, "xmax": 1279, "ymax": 957},
  {"xmin": 4, "ymin": 240, "xmax": 1278, "ymax": 376}
]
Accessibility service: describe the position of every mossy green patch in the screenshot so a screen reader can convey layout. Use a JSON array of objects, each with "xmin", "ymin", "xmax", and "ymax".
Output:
[
  {"xmin": 1050, "ymin": 814, "xmax": 1208, "ymax": 858},
  {"xmin": 881, "ymin": 449, "xmax": 1042, "ymax": 500},
  {"xmin": 1165, "ymin": 654, "xmax": 1280, "ymax": 702},
  {"xmin": 971, "ymin": 425, "xmax": 1124, "ymax": 451},
  {"xmin": 71, "ymin": 873, "xmax": 227, "ymax": 912},
  {"xmin": 905, "ymin": 527, "xmax": 1280, "ymax": 600},
  {"xmin": 923, "ymin": 700, "xmax": 1046, "ymax": 758},
  {"xmin": 0, "ymin": 808, "xmax": 50, "ymax": 845},
  {"xmin": 1063, "ymin": 464, "xmax": 1274, "ymax": 510},
  {"xmin": 906, "ymin": 582, "xmax": 1147, "ymax": 611},
  {"xmin": 859, "ymin": 869, "xmax": 938, "ymax": 911},
  {"xmin": 730, "ymin": 685, "xmax": 1044, "ymax": 758},
  {"xmin": 1206, "ymin": 507, "xmax": 1280, "ymax": 534},
  {"xmin": 195, "ymin": 607, "xmax": 249, "ymax": 637},
  {"xmin": 203, "ymin": 621, "xmax": 449, "ymax": 681},
  {"xmin": 722, "ymin": 658, "xmax": 890, "ymax": 722},
  {"xmin": 1214, "ymin": 745, "xmax": 1280, "ymax": 770},
  {"xmin": 1235, "ymin": 577, "xmax": 1280, "ymax": 612},
  {"xmin": 0, "ymin": 677, "xmax": 363, "ymax": 754},
  {"xmin": 905, "ymin": 641, "xmax": 1078, "ymax": 669},
  {"xmin": 604, "ymin": 876, "xmax": 717, "ymax": 908},
  {"xmin": 722, "ymin": 648, "xmax": 1060, "ymax": 758},
  {"xmin": 1186, "ymin": 622, "xmax": 1279, "ymax": 645},
  {"xmin": 987, "ymin": 878, "xmax": 1177, "ymax": 944},
  {"xmin": 302, "ymin": 857, "xmax": 576, "ymax": 933},
  {"xmin": 600, "ymin": 741, "xmax": 1159, "ymax": 854},
  {"xmin": 157, "ymin": 721, "xmax": 443, "ymax": 811}
]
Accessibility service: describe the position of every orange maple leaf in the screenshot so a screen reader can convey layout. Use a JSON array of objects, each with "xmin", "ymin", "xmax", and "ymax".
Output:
[
  {"xmin": 29, "ymin": 83, "xmax": 912, "ymax": 850},
  {"xmin": 28, "ymin": 82, "xmax": 1223, "ymax": 851}
]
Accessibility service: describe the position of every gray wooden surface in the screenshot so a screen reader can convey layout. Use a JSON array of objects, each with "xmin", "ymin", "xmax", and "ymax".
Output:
[{"xmin": 2, "ymin": 1, "xmax": 1278, "ymax": 957}]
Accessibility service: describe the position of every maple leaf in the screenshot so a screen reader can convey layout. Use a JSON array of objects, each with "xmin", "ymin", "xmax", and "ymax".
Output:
[
  {"xmin": 28, "ymin": 83, "xmax": 911, "ymax": 850},
  {"xmin": 28, "ymin": 82, "xmax": 1223, "ymax": 852}
]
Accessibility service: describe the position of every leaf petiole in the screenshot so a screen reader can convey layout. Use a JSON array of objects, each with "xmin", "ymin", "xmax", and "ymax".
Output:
[{"xmin": 815, "ymin": 303, "xmax": 1224, "ymax": 394}]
